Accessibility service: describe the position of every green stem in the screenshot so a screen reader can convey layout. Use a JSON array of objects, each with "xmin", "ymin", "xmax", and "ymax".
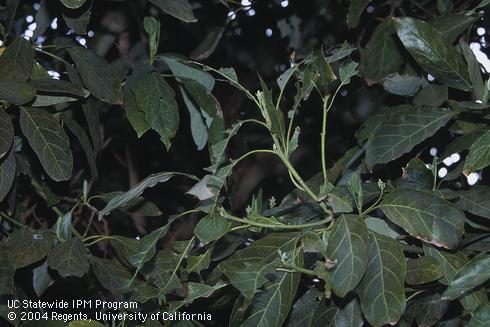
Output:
[
  {"xmin": 360, "ymin": 188, "xmax": 384, "ymax": 217},
  {"xmin": 232, "ymin": 149, "xmax": 277, "ymax": 167},
  {"xmin": 220, "ymin": 210, "xmax": 332, "ymax": 229},
  {"xmin": 321, "ymin": 86, "xmax": 341, "ymax": 185},
  {"xmin": 277, "ymin": 265, "xmax": 316, "ymax": 276},
  {"xmin": 0, "ymin": 212, "xmax": 25, "ymax": 228}
]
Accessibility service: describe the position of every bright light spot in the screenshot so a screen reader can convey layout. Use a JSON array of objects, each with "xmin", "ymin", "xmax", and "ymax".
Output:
[
  {"xmin": 476, "ymin": 99, "xmax": 483, "ymax": 104},
  {"xmin": 48, "ymin": 70, "xmax": 61, "ymax": 80},
  {"xmin": 78, "ymin": 38, "xmax": 87, "ymax": 46},
  {"xmin": 88, "ymin": 30, "xmax": 95, "ymax": 38},
  {"xmin": 24, "ymin": 29, "xmax": 33, "ymax": 38},
  {"xmin": 65, "ymin": 29, "xmax": 74, "ymax": 35},
  {"xmin": 228, "ymin": 11, "xmax": 237, "ymax": 20},
  {"xmin": 280, "ymin": 0, "xmax": 289, "ymax": 8},
  {"xmin": 51, "ymin": 18, "xmax": 58, "ymax": 30},
  {"xmin": 135, "ymin": 236, "xmax": 140, "ymax": 240},
  {"xmin": 265, "ymin": 28, "xmax": 273, "ymax": 37},
  {"xmin": 470, "ymin": 42, "xmax": 490, "ymax": 71},
  {"xmin": 427, "ymin": 74, "xmax": 435, "ymax": 82},
  {"xmin": 35, "ymin": 36, "xmax": 46, "ymax": 45},
  {"xmin": 430, "ymin": 147, "xmax": 438, "ymax": 156},
  {"xmin": 247, "ymin": 9, "xmax": 256, "ymax": 16},
  {"xmin": 467, "ymin": 172, "xmax": 480, "ymax": 186},
  {"xmin": 28, "ymin": 22, "xmax": 37, "ymax": 31},
  {"xmin": 367, "ymin": 5, "xmax": 375, "ymax": 13},
  {"xmin": 438, "ymin": 167, "xmax": 448, "ymax": 178},
  {"xmin": 33, "ymin": 3, "xmax": 41, "ymax": 11},
  {"xmin": 425, "ymin": 164, "xmax": 432, "ymax": 169},
  {"xmin": 312, "ymin": 278, "xmax": 320, "ymax": 283},
  {"xmin": 477, "ymin": 27, "xmax": 486, "ymax": 36},
  {"xmin": 241, "ymin": 0, "xmax": 251, "ymax": 5},
  {"xmin": 0, "ymin": 40, "xmax": 3, "ymax": 47},
  {"xmin": 26, "ymin": 15, "xmax": 34, "ymax": 23},
  {"xmin": 23, "ymin": 35, "xmax": 30, "ymax": 41},
  {"xmin": 450, "ymin": 153, "xmax": 461, "ymax": 163},
  {"xmin": 443, "ymin": 157, "xmax": 454, "ymax": 166}
]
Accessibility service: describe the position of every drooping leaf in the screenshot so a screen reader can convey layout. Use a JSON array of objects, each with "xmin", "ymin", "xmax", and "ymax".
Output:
[
  {"xmin": 287, "ymin": 288, "xmax": 324, "ymax": 327},
  {"xmin": 161, "ymin": 56, "xmax": 215, "ymax": 91},
  {"xmin": 346, "ymin": 0, "xmax": 370, "ymax": 28},
  {"xmin": 311, "ymin": 298, "xmax": 364, "ymax": 327},
  {"xmin": 327, "ymin": 41, "xmax": 356, "ymax": 63},
  {"xmin": 0, "ymin": 37, "xmax": 34, "ymax": 82},
  {"xmin": 62, "ymin": 3, "xmax": 91, "ymax": 35},
  {"xmin": 186, "ymin": 245, "xmax": 213, "ymax": 274},
  {"xmin": 98, "ymin": 172, "xmax": 190, "ymax": 219},
  {"xmin": 365, "ymin": 106, "xmax": 454, "ymax": 169},
  {"xmin": 181, "ymin": 86, "xmax": 208, "ymax": 150},
  {"xmin": 357, "ymin": 232, "xmax": 406, "ymax": 327},
  {"xmin": 460, "ymin": 41, "xmax": 484, "ymax": 101},
  {"xmin": 96, "ymin": 192, "xmax": 161, "ymax": 216},
  {"xmin": 463, "ymin": 129, "xmax": 490, "ymax": 175},
  {"xmin": 19, "ymin": 107, "xmax": 73, "ymax": 181},
  {"xmin": 143, "ymin": 16, "xmax": 161, "ymax": 59},
  {"xmin": 82, "ymin": 97, "xmax": 103, "ymax": 156},
  {"xmin": 6, "ymin": 228, "xmax": 54, "ymax": 269},
  {"xmin": 190, "ymin": 26, "xmax": 225, "ymax": 61},
  {"xmin": 67, "ymin": 46, "xmax": 123, "ymax": 104},
  {"xmin": 326, "ymin": 215, "xmax": 369, "ymax": 297},
  {"xmin": 379, "ymin": 188, "xmax": 465, "ymax": 249},
  {"xmin": 218, "ymin": 232, "xmax": 299, "ymax": 299},
  {"xmin": 406, "ymin": 256, "xmax": 443, "ymax": 285},
  {"xmin": 456, "ymin": 186, "xmax": 490, "ymax": 219},
  {"xmin": 0, "ymin": 81, "xmax": 36, "ymax": 105},
  {"xmin": 60, "ymin": 0, "xmax": 86, "ymax": 9},
  {"xmin": 131, "ymin": 70, "xmax": 179, "ymax": 150},
  {"xmin": 0, "ymin": 149, "xmax": 15, "ymax": 202},
  {"xmin": 394, "ymin": 17, "xmax": 471, "ymax": 91},
  {"xmin": 150, "ymin": 0, "xmax": 197, "ymax": 23},
  {"xmin": 362, "ymin": 19, "xmax": 403, "ymax": 83},
  {"xmin": 442, "ymin": 253, "xmax": 490, "ymax": 300},
  {"xmin": 47, "ymin": 237, "xmax": 89, "ymax": 278},
  {"xmin": 29, "ymin": 79, "xmax": 88, "ymax": 98},
  {"xmin": 0, "ymin": 108, "xmax": 14, "ymax": 159}
]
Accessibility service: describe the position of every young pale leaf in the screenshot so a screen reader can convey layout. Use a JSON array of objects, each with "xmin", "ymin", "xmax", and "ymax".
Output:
[
  {"xmin": 67, "ymin": 46, "xmax": 123, "ymax": 104},
  {"xmin": 6, "ymin": 228, "xmax": 54, "ymax": 269},
  {"xmin": 463, "ymin": 128, "xmax": 490, "ymax": 175},
  {"xmin": 346, "ymin": 0, "xmax": 370, "ymax": 28},
  {"xmin": 0, "ymin": 37, "xmax": 34, "ymax": 81},
  {"xmin": 180, "ymin": 87, "xmax": 208, "ymax": 150},
  {"xmin": 357, "ymin": 232, "xmax": 406, "ymax": 327},
  {"xmin": 406, "ymin": 256, "xmax": 443, "ymax": 285},
  {"xmin": 365, "ymin": 107, "xmax": 453, "ymax": 169},
  {"xmin": 456, "ymin": 186, "xmax": 490, "ymax": 219},
  {"xmin": 339, "ymin": 60, "xmax": 359, "ymax": 85},
  {"xmin": 0, "ymin": 81, "xmax": 36, "ymax": 105},
  {"xmin": 218, "ymin": 232, "xmax": 299, "ymax": 299},
  {"xmin": 98, "ymin": 172, "xmax": 191, "ymax": 219},
  {"xmin": 442, "ymin": 253, "xmax": 490, "ymax": 300},
  {"xmin": 382, "ymin": 73, "xmax": 427, "ymax": 97},
  {"xmin": 326, "ymin": 41, "xmax": 356, "ymax": 63},
  {"xmin": 19, "ymin": 107, "xmax": 73, "ymax": 181},
  {"xmin": 55, "ymin": 211, "xmax": 72, "ymax": 241},
  {"xmin": 150, "ymin": 0, "xmax": 197, "ymax": 23},
  {"xmin": 47, "ymin": 237, "xmax": 89, "ymax": 278},
  {"xmin": 0, "ymin": 108, "xmax": 14, "ymax": 159},
  {"xmin": 132, "ymin": 71, "xmax": 179, "ymax": 149},
  {"xmin": 326, "ymin": 215, "xmax": 369, "ymax": 297},
  {"xmin": 413, "ymin": 293, "xmax": 450, "ymax": 327},
  {"xmin": 143, "ymin": 17, "xmax": 161, "ymax": 60},
  {"xmin": 60, "ymin": 0, "xmax": 86, "ymax": 9},
  {"xmin": 394, "ymin": 17, "xmax": 471, "ymax": 91},
  {"xmin": 96, "ymin": 192, "xmax": 161, "ymax": 216},
  {"xmin": 362, "ymin": 19, "xmax": 403, "ymax": 83},
  {"xmin": 241, "ymin": 247, "xmax": 302, "ymax": 327},
  {"xmin": 379, "ymin": 188, "xmax": 465, "ymax": 249},
  {"xmin": 0, "ymin": 149, "xmax": 16, "ymax": 202}
]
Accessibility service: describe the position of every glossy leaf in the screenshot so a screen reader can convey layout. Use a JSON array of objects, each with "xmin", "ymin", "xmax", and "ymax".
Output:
[
  {"xmin": 19, "ymin": 107, "xmax": 73, "ymax": 181},
  {"xmin": 0, "ymin": 108, "xmax": 14, "ymax": 160},
  {"xmin": 406, "ymin": 256, "xmax": 443, "ymax": 285},
  {"xmin": 365, "ymin": 106, "xmax": 453, "ymax": 169},
  {"xmin": 380, "ymin": 188, "xmax": 465, "ymax": 249},
  {"xmin": 326, "ymin": 215, "xmax": 369, "ymax": 297},
  {"xmin": 394, "ymin": 17, "xmax": 471, "ymax": 91},
  {"xmin": 357, "ymin": 232, "xmax": 406, "ymax": 327},
  {"xmin": 47, "ymin": 237, "xmax": 89, "ymax": 278},
  {"xmin": 150, "ymin": 0, "xmax": 197, "ymax": 23},
  {"xmin": 67, "ymin": 46, "xmax": 123, "ymax": 104},
  {"xmin": 161, "ymin": 57, "xmax": 215, "ymax": 90},
  {"xmin": 0, "ymin": 37, "xmax": 34, "ymax": 82},
  {"xmin": 286, "ymin": 288, "xmax": 324, "ymax": 327},
  {"xmin": 463, "ymin": 129, "xmax": 490, "ymax": 175},
  {"xmin": 456, "ymin": 186, "xmax": 490, "ymax": 219}
]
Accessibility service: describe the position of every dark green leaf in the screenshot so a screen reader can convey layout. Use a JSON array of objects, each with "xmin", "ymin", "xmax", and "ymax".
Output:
[
  {"xmin": 31, "ymin": 95, "xmax": 78, "ymax": 107},
  {"xmin": 0, "ymin": 80, "xmax": 36, "ymax": 105},
  {"xmin": 150, "ymin": 0, "xmax": 197, "ymax": 23},
  {"xmin": 0, "ymin": 37, "xmax": 34, "ymax": 82},
  {"xmin": 399, "ymin": 157, "xmax": 433, "ymax": 190},
  {"xmin": 123, "ymin": 80, "xmax": 150, "ymax": 138},
  {"xmin": 365, "ymin": 106, "xmax": 453, "ymax": 169},
  {"xmin": 287, "ymin": 288, "xmax": 324, "ymax": 327},
  {"xmin": 191, "ymin": 26, "xmax": 225, "ymax": 61},
  {"xmin": 143, "ymin": 16, "xmax": 161, "ymax": 59},
  {"xmin": 29, "ymin": 79, "xmax": 88, "ymax": 98},
  {"xmin": 0, "ymin": 149, "xmax": 16, "ymax": 202},
  {"xmin": 19, "ymin": 107, "xmax": 73, "ymax": 181},
  {"xmin": 339, "ymin": 60, "xmax": 359, "ymax": 85},
  {"xmin": 186, "ymin": 246, "xmax": 213, "ymax": 274},
  {"xmin": 96, "ymin": 192, "xmax": 161, "ymax": 216},
  {"xmin": 362, "ymin": 19, "xmax": 403, "ymax": 83},
  {"xmin": 326, "ymin": 215, "xmax": 369, "ymax": 297},
  {"xmin": 406, "ymin": 256, "xmax": 443, "ymax": 285},
  {"xmin": 413, "ymin": 293, "xmax": 450, "ymax": 327},
  {"xmin": 456, "ymin": 186, "xmax": 490, "ymax": 219},
  {"xmin": 6, "ymin": 228, "xmax": 54, "ymax": 269},
  {"xmin": 0, "ymin": 249, "xmax": 14, "ymax": 295},
  {"xmin": 60, "ymin": 0, "xmax": 86, "ymax": 9},
  {"xmin": 162, "ymin": 56, "xmax": 215, "ymax": 90},
  {"xmin": 0, "ymin": 108, "xmax": 13, "ymax": 159},
  {"xmin": 67, "ymin": 46, "xmax": 123, "ymax": 104},
  {"xmin": 413, "ymin": 84, "xmax": 448, "ymax": 107},
  {"xmin": 463, "ymin": 128, "xmax": 490, "ymax": 174},
  {"xmin": 365, "ymin": 217, "xmax": 401, "ymax": 239},
  {"xmin": 380, "ymin": 188, "xmax": 465, "ymax": 249},
  {"xmin": 469, "ymin": 304, "xmax": 490, "ymax": 327},
  {"xmin": 218, "ymin": 232, "xmax": 299, "ymax": 299},
  {"xmin": 394, "ymin": 17, "xmax": 471, "ymax": 91},
  {"xmin": 62, "ymin": 4, "xmax": 91, "ymax": 35},
  {"xmin": 442, "ymin": 253, "xmax": 490, "ymax": 300},
  {"xmin": 131, "ymin": 71, "xmax": 179, "ymax": 150},
  {"xmin": 47, "ymin": 237, "xmax": 89, "ymax": 278},
  {"xmin": 90, "ymin": 257, "xmax": 133, "ymax": 295},
  {"xmin": 82, "ymin": 97, "xmax": 103, "ymax": 155},
  {"xmin": 346, "ymin": 0, "xmax": 370, "ymax": 28},
  {"xmin": 460, "ymin": 41, "xmax": 484, "ymax": 101},
  {"xmin": 382, "ymin": 73, "xmax": 427, "ymax": 97},
  {"xmin": 429, "ymin": 15, "xmax": 478, "ymax": 43},
  {"xmin": 357, "ymin": 232, "xmax": 406, "ymax": 327},
  {"xmin": 181, "ymin": 87, "xmax": 208, "ymax": 150}
]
